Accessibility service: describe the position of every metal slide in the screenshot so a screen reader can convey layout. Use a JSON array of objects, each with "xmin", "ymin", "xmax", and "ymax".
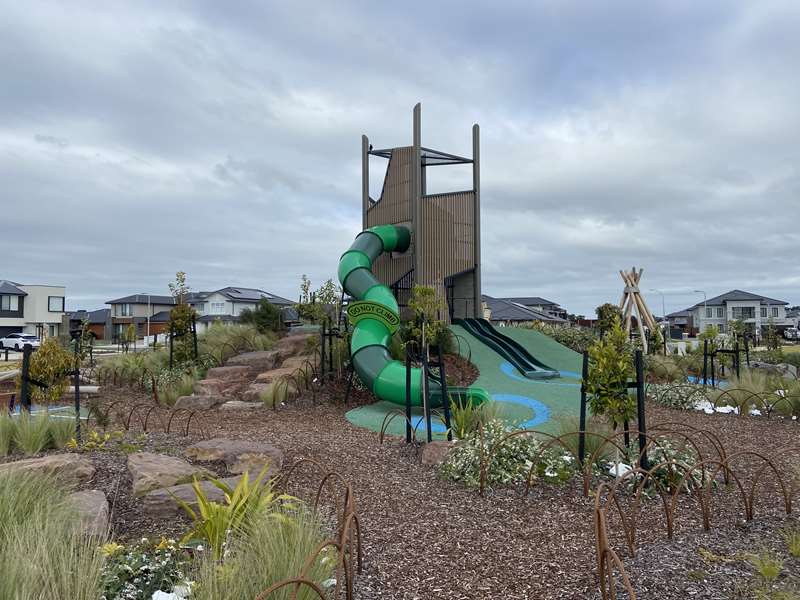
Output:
[
  {"xmin": 339, "ymin": 224, "xmax": 489, "ymax": 407},
  {"xmin": 455, "ymin": 318, "xmax": 560, "ymax": 379}
]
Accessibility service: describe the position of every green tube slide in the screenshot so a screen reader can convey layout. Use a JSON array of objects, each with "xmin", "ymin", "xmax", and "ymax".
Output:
[{"xmin": 339, "ymin": 224, "xmax": 489, "ymax": 408}]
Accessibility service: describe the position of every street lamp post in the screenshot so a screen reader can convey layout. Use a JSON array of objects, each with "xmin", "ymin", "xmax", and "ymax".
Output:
[
  {"xmin": 693, "ymin": 289, "xmax": 707, "ymax": 335},
  {"xmin": 650, "ymin": 288, "xmax": 667, "ymax": 340},
  {"xmin": 145, "ymin": 294, "xmax": 151, "ymax": 347}
]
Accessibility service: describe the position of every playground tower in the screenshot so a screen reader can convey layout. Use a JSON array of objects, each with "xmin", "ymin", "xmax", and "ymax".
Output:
[{"xmin": 361, "ymin": 103, "xmax": 482, "ymax": 321}]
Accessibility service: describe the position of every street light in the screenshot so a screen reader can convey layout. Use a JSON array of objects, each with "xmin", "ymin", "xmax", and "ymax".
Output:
[
  {"xmin": 141, "ymin": 293, "xmax": 151, "ymax": 347},
  {"xmin": 650, "ymin": 288, "xmax": 668, "ymax": 341},
  {"xmin": 693, "ymin": 289, "xmax": 707, "ymax": 335}
]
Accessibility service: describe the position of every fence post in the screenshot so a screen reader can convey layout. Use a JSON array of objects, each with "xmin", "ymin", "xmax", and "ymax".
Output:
[
  {"xmin": 73, "ymin": 345, "xmax": 82, "ymax": 443},
  {"xmin": 405, "ymin": 345, "xmax": 412, "ymax": 444},
  {"xmin": 192, "ymin": 315, "xmax": 198, "ymax": 360},
  {"xmin": 744, "ymin": 335, "xmax": 750, "ymax": 366},
  {"xmin": 702, "ymin": 339, "xmax": 708, "ymax": 387},
  {"xmin": 20, "ymin": 344, "xmax": 33, "ymax": 411},
  {"xmin": 734, "ymin": 341, "xmax": 741, "ymax": 379},
  {"xmin": 635, "ymin": 350, "xmax": 648, "ymax": 470},
  {"xmin": 437, "ymin": 344, "xmax": 452, "ymax": 442},
  {"xmin": 319, "ymin": 321, "xmax": 326, "ymax": 380},
  {"xmin": 578, "ymin": 351, "xmax": 589, "ymax": 465},
  {"xmin": 422, "ymin": 350, "xmax": 432, "ymax": 443},
  {"xmin": 169, "ymin": 324, "xmax": 174, "ymax": 369}
]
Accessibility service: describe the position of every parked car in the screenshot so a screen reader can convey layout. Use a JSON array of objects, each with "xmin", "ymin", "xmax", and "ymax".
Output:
[
  {"xmin": 784, "ymin": 327, "xmax": 799, "ymax": 340},
  {"xmin": 0, "ymin": 333, "xmax": 41, "ymax": 350}
]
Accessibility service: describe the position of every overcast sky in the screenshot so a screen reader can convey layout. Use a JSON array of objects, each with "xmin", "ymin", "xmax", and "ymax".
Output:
[{"xmin": 2, "ymin": 1, "xmax": 799, "ymax": 316}]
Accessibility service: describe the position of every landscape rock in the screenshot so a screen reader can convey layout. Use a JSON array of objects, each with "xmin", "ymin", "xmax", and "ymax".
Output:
[
  {"xmin": 220, "ymin": 400, "xmax": 262, "ymax": 411},
  {"xmin": 127, "ymin": 452, "xmax": 210, "ymax": 496},
  {"xmin": 68, "ymin": 490, "xmax": 109, "ymax": 536},
  {"xmin": 205, "ymin": 365, "xmax": 251, "ymax": 380},
  {"xmin": 141, "ymin": 476, "xmax": 243, "ymax": 518},
  {"xmin": 0, "ymin": 453, "xmax": 95, "ymax": 484},
  {"xmin": 421, "ymin": 441, "xmax": 454, "ymax": 466},
  {"xmin": 241, "ymin": 383, "xmax": 270, "ymax": 403},
  {"xmin": 173, "ymin": 394, "xmax": 226, "ymax": 410},
  {"xmin": 280, "ymin": 355, "xmax": 313, "ymax": 370},
  {"xmin": 254, "ymin": 366, "xmax": 297, "ymax": 383},
  {"xmin": 185, "ymin": 438, "xmax": 283, "ymax": 475},
  {"xmin": 192, "ymin": 378, "xmax": 226, "ymax": 396},
  {"xmin": 275, "ymin": 334, "xmax": 313, "ymax": 359},
  {"xmin": 225, "ymin": 351, "xmax": 281, "ymax": 373}
]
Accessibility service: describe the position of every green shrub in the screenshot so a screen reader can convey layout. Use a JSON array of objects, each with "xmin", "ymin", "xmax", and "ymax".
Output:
[
  {"xmin": 0, "ymin": 471, "xmax": 105, "ymax": 599},
  {"xmin": 260, "ymin": 378, "xmax": 297, "ymax": 408},
  {"xmin": 649, "ymin": 383, "xmax": 707, "ymax": 410},
  {"xmin": 553, "ymin": 416, "xmax": 613, "ymax": 467},
  {"xmin": 710, "ymin": 369, "xmax": 780, "ymax": 414},
  {"xmin": 192, "ymin": 509, "xmax": 333, "ymax": 600},
  {"xmin": 645, "ymin": 355, "xmax": 685, "ymax": 383},
  {"xmin": 747, "ymin": 549, "xmax": 783, "ymax": 583},
  {"xmin": 784, "ymin": 527, "xmax": 800, "ymax": 558},
  {"xmin": 13, "ymin": 411, "xmax": 52, "ymax": 455},
  {"xmin": 585, "ymin": 317, "xmax": 635, "ymax": 429},
  {"xmin": 439, "ymin": 419, "xmax": 575, "ymax": 488},
  {"xmin": 17, "ymin": 337, "xmax": 74, "ymax": 405},
  {"xmin": 175, "ymin": 467, "xmax": 294, "ymax": 560},
  {"xmin": 527, "ymin": 322, "xmax": 598, "ymax": 353},
  {"xmin": 446, "ymin": 396, "xmax": 494, "ymax": 439},
  {"xmin": 239, "ymin": 298, "xmax": 284, "ymax": 334}
]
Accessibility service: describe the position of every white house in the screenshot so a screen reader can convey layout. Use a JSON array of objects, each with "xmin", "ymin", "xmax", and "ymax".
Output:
[
  {"xmin": 0, "ymin": 280, "xmax": 66, "ymax": 338},
  {"xmin": 679, "ymin": 289, "xmax": 791, "ymax": 335},
  {"xmin": 188, "ymin": 287, "xmax": 293, "ymax": 332}
]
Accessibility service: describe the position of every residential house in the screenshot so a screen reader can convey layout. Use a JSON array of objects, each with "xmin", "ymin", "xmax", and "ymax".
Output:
[
  {"xmin": 496, "ymin": 296, "xmax": 568, "ymax": 320},
  {"xmin": 668, "ymin": 290, "xmax": 791, "ymax": 336},
  {"xmin": 482, "ymin": 295, "xmax": 567, "ymax": 327},
  {"xmin": 188, "ymin": 287, "xmax": 293, "ymax": 332},
  {"xmin": 106, "ymin": 294, "xmax": 176, "ymax": 341},
  {"xmin": 63, "ymin": 308, "xmax": 112, "ymax": 340},
  {"xmin": 0, "ymin": 280, "xmax": 66, "ymax": 338}
]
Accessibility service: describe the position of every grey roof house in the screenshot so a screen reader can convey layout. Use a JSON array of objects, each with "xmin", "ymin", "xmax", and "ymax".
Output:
[
  {"xmin": 482, "ymin": 295, "xmax": 567, "ymax": 326},
  {"xmin": 668, "ymin": 289, "xmax": 791, "ymax": 335}
]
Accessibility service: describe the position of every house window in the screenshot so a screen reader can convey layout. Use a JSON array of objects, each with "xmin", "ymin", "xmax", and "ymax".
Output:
[
  {"xmin": 716, "ymin": 307, "xmax": 724, "ymax": 318},
  {"xmin": 0, "ymin": 295, "xmax": 19, "ymax": 311},
  {"xmin": 48, "ymin": 324, "xmax": 57, "ymax": 337},
  {"xmin": 48, "ymin": 296, "xmax": 65, "ymax": 312},
  {"xmin": 772, "ymin": 307, "xmax": 779, "ymax": 318},
  {"xmin": 117, "ymin": 303, "xmax": 133, "ymax": 317},
  {"xmin": 194, "ymin": 303, "xmax": 206, "ymax": 312},
  {"xmin": 761, "ymin": 307, "xmax": 767, "ymax": 318},
  {"xmin": 732, "ymin": 307, "xmax": 755, "ymax": 319},
  {"xmin": 705, "ymin": 307, "xmax": 712, "ymax": 318},
  {"xmin": 210, "ymin": 302, "xmax": 225, "ymax": 314}
]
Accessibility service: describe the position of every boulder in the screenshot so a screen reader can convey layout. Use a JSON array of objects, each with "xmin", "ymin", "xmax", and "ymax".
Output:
[
  {"xmin": 275, "ymin": 334, "xmax": 313, "ymax": 359},
  {"xmin": 255, "ymin": 367, "xmax": 297, "ymax": 383},
  {"xmin": 68, "ymin": 490, "xmax": 109, "ymax": 536},
  {"xmin": 281, "ymin": 355, "xmax": 313, "ymax": 370},
  {"xmin": 173, "ymin": 395, "xmax": 226, "ymax": 411},
  {"xmin": 252, "ymin": 379, "xmax": 298, "ymax": 405},
  {"xmin": 0, "ymin": 454, "xmax": 95, "ymax": 484},
  {"xmin": 205, "ymin": 365, "xmax": 251, "ymax": 380},
  {"xmin": 185, "ymin": 438, "xmax": 283, "ymax": 475},
  {"xmin": 220, "ymin": 400, "xmax": 262, "ymax": 411},
  {"xmin": 225, "ymin": 351, "xmax": 281, "ymax": 372},
  {"xmin": 421, "ymin": 441, "xmax": 454, "ymax": 466},
  {"xmin": 141, "ymin": 476, "xmax": 243, "ymax": 518},
  {"xmin": 241, "ymin": 383, "xmax": 270, "ymax": 403},
  {"xmin": 127, "ymin": 452, "xmax": 211, "ymax": 496},
  {"xmin": 192, "ymin": 378, "xmax": 226, "ymax": 396}
]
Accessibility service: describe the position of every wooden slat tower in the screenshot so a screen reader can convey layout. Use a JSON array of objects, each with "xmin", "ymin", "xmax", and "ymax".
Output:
[{"xmin": 619, "ymin": 267, "xmax": 658, "ymax": 353}]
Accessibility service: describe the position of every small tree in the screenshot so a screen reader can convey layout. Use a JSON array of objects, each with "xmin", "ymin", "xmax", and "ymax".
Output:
[
  {"xmin": 585, "ymin": 317, "xmax": 635, "ymax": 431},
  {"xmin": 17, "ymin": 338, "xmax": 74, "ymax": 405},
  {"xmin": 765, "ymin": 318, "xmax": 780, "ymax": 351},
  {"xmin": 168, "ymin": 271, "xmax": 196, "ymax": 363},
  {"xmin": 239, "ymin": 299, "xmax": 283, "ymax": 334},
  {"xmin": 596, "ymin": 303, "xmax": 623, "ymax": 336},
  {"xmin": 401, "ymin": 285, "xmax": 451, "ymax": 351}
]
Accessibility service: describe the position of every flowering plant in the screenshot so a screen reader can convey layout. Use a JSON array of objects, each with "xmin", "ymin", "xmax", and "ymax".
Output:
[
  {"xmin": 101, "ymin": 537, "xmax": 190, "ymax": 600},
  {"xmin": 439, "ymin": 419, "xmax": 576, "ymax": 488}
]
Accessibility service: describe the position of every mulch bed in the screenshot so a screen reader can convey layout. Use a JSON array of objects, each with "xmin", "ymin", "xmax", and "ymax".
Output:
[{"xmin": 5, "ymin": 382, "xmax": 798, "ymax": 599}]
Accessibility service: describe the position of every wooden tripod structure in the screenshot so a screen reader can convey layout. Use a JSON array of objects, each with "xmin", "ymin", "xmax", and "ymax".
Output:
[{"xmin": 619, "ymin": 267, "xmax": 659, "ymax": 353}]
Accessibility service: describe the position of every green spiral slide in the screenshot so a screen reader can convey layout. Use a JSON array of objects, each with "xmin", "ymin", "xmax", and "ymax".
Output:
[{"xmin": 339, "ymin": 224, "xmax": 489, "ymax": 407}]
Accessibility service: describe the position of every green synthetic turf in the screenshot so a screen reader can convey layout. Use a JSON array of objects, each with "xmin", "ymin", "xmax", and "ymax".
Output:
[{"xmin": 345, "ymin": 325, "xmax": 583, "ymax": 436}]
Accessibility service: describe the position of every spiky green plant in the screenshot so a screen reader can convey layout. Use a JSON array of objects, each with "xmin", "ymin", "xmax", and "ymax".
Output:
[
  {"xmin": 0, "ymin": 470, "xmax": 105, "ymax": 600},
  {"xmin": 747, "ymin": 549, "xmax": 783, "ymax": 582},
  {"xmin": 0, "ymin": 412, "xmax": 16, "ymax": 456},
  {"xmin": 48, "ymin": 417, "xmax": 77, "ymax": 449},
  {"xmin": 13, "ymin": 412, "xmax": 52, "ymax": 455},
  {"xmin": 191, "ymin": 508, "xmax": 333, "ymax": 600}
]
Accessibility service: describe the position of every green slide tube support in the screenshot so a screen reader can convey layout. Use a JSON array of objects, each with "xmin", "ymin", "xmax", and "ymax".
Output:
[{"xmin": 339, "ymin": 224, "xmax": 487, "ymax": 408}]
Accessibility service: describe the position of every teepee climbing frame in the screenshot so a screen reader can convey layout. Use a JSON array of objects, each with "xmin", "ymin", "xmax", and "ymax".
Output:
[{"xmin": 619, "ymin": 267, "xmax": 658, "ymax": 353}]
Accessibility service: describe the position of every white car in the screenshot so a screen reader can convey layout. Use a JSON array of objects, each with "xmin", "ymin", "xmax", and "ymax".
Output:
[
  {"xmin": 784, "ymin": 328, "xmax": 799, "ymax": 340},
  {"xmin": 0, "ymin": 333, "xmax": 41, "ymax": 350}
]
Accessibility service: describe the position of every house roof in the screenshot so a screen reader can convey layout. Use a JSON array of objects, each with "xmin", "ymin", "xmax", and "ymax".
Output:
[
  {"xmin": 107, "ymin": 294, "xmax": 175, "ymax": 305},
  {"xmin": 498, "ymin": 296, "xmax": 560, "ymax": 307},
  {"xmin": 483, "ymin": 295, "xmax": 566, "ymax": 323},
  {"xmin": 690, "ymin": 290, "xmax": 789, "ymax": 307},
  {"xmin": 149, "ymin": 310, "xmax": 172, "ymax": 323},
  {"xmin": 0, "ymin": 280, "xmax": 26, "ymax": 296},
  {"xmin": 67, "ymin": 308, "xmax": 110, "ymax": 324},
  {"xmin": 215, "ymin": 287, "xmax": 293, "ymax": 305},
  {"xmin": 666, "ymin": 308, "xmax": 693, "ymax": 318}
]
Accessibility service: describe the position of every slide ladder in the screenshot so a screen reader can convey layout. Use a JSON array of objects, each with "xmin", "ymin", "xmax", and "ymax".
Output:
[{"xmin": 455, "ymin": 318, "xmax": 560, "ymax": 379}]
